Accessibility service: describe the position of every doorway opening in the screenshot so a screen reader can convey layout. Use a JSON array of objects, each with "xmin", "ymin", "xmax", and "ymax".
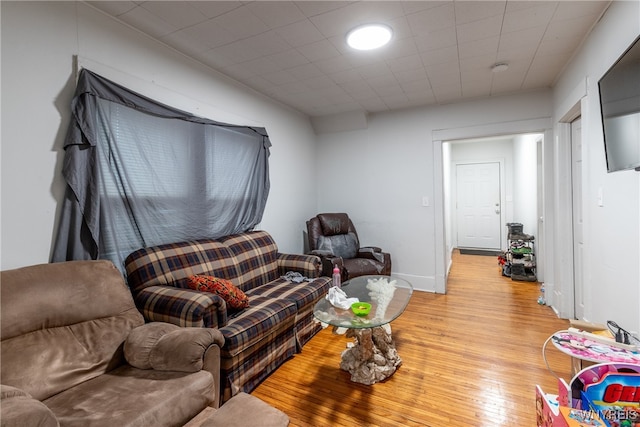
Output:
[{"xmin": 432, "ymin": 117, "xmax": 551, "ymax": 294}]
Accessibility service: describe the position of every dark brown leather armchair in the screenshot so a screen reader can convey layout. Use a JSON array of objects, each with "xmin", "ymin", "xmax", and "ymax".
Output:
[{"xmin": 306, "ymin": 213, "xmax": 391, "ymax": 281}]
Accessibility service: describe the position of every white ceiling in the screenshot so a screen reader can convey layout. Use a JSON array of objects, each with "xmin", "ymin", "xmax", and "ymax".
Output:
[{"xmin": 88, "ymin": 1, "xmax": 611, "ymax": 118}]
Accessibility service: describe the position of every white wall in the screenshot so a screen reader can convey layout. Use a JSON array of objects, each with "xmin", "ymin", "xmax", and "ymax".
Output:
[
  {"xmin": 316, "ymin": 91, "xmax": 552, "ymax": 291},
  {"xmin": 552, "ymin": 0, "xmax": 640, "ymax": 332},
  {"xmin": 0, "ymin": 2, "xmax": 319, "ymax": 269},
  {"xmin": 512, "ymin": 134, "xmax": 539, "ymax": 240}
]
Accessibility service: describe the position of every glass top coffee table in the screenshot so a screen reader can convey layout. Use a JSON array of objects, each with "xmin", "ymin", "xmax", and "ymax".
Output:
[{"xmin": 313, "ymin": 275, "xmax": 413, "ymax": 384}]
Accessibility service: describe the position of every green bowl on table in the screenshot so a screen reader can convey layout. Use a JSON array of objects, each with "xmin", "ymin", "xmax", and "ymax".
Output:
[{"xmin": 351, "ymin": 302, "xmax": 371, "ymax": 317}]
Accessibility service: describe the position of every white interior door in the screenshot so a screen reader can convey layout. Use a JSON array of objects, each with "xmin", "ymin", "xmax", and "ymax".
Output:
[
  {"xmin": 456, "ymin": 162, "xmax": 501, "ymax": 249},
  {"xmin": 572, "ymin": 118, "xmax": 585, "ymax": 320}
]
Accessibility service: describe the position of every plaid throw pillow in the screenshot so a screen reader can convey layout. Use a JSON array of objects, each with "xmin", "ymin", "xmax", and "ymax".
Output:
[{"xmin": 186, "ymin": 275, "xmax": 249, "ymax": 310}]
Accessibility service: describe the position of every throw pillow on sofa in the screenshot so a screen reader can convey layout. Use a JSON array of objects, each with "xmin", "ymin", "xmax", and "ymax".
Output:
[{"xmin": 186, "ymin": 275, "xmax": 249, "ymax": 309}]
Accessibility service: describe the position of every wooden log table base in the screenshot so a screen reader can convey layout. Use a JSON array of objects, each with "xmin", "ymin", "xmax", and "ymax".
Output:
[{"xmin": 339, "ymin": 324, "xmax": 402, "ymax": 384}]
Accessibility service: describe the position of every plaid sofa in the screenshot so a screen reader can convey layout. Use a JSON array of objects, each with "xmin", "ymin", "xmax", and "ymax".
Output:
[{"xmin": 124, "ymin": 231, "xmax": 331, "ymax": 403}]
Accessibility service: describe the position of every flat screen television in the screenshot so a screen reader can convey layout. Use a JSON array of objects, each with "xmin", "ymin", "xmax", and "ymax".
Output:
[{"xmin": 598, "ymin": 34, "xmax": 640, "ymax": 172}]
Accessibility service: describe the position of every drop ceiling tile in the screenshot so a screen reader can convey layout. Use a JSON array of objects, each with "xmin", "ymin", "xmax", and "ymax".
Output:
[
  {"xmin": 357, "ymin": 96, "xmax": 389, "ymax": 112},
  {"xmin": 183, "ymin": 18, "xmax": 237, "ymax": 49},
  {"xmin": 117, "ymin": 5, "xmax": 178, "ymax": 38},
  {"xmin": 406, "ymin": 3, "xmax": 455, "ymax": 36},
  {"xmin": 207, "ymin": 40, "xmax": 264, "ymax": 66},
  {"xmin": 262, "ymin": 70, "xmax": 298, "ymax": 86},
  {"xmin": 287, "ymin": 63, "xmax": 325, "ymax": 80},
  {"xmin": 544, "ymin": 15, "xmax": 596, "ymax": 41},
  {"xmin": 310, "ymin": 1, "xmax": 404, "ymax": 38},
  {"xmin": 88, "ymin": 1, "xmax": 137, "ymax": 17},
  {"xmin": 209, "ymin": 6, "xmax": 270, "ymax": 39},
  {"xmin": 456, "ymin": 14, "xmax": 503, "ymax": 44},
  {"xmin": 382, "ymin": 93, "xmax": 411, "ymax": 109},
  {"xmin": 235, "ymin": 56, "xmax": 283, "ymax": 76},
  {"xmin": 340, "ymin": 82, "xmax": 378, "ymax": 101},
  {"xmin": 419, "ymin": 45, "xmax": 459, "ymax": 66},
  {"xmin": 432, "ymin": 82, "xmax": 463, "ymax": 104},
  {"xmin": 298, "ymin": 39, "xmax": 342, "ymax": 62},
  {"xmin": 161, "ymin": 29, "xmax": 211, "ymax": 57},
  {"xmin": 537, "ymin": 35, "xmax": 583, "ymax": 57},
  {"xmin": 461, "ymin": 80, "xmax": 492, "ymax": 99},
  {"xmin": 401, "ymin": 1, "xmax": 448, "ymax": 15},
  {"xmin": 241, "ymin": 31, "xmax": 292, "ymax": 57},
  {"xmin": 374, "ymin": 84, "xmax": 405, "ymax": 99},
  {"xmin": 356, "ymin": 62, "xmax": 393, "ymax": 79},
  {"xmin": 387, "ymin": 54, "xmax": 424, "ymax": 73},
  {"xmin": 302, "ymin": 75, "xmax": 339, "ymax": 91},
  {"xmin": 346, "ymin": 51, "xmax": 386, "ymax": 68},
  {"xmin": 498, "ymin": 26, "xmax": 546, "ymax": 52},
  {"xmin": 276, "ymin": 81, "xmax": 309, "ymax": 95},
  {"xmin": 380, "ymin": 37, "xmax": 419, "ymax": 61},
  {"xmin": 502, "ymin": 2, "xmax": 557, "ymax": 34},
  {"xmin": 294, "ymin": 1, "xmax": 353, "ymax": 19},
  {"xmin": 400, "ymin": 78, "xmax": 432, "ymax": 94},
  {"xmin": 275, "ymin": 20, "xmax": 326, "ymax": 48},
  {"xmin": 426, "ymin": 61, "xmax": 461, "ymax": 86},
  {"xmin": 458, "ymin": 36, "xmax": 499, "ymax": 59},
  {"xmin": 394, "ymin": 68, "xmax": 429, "ymax": 84},
  {"xmin": 220, "ymin": 63, "xmax": 259, "ymax": 81},
  {"xmin": 459, "ymin": 54, "xmax": 497, "ymax": 72},
  {"xmin": 454, "ymin": 1, "xmax": 506, "ymax": 25},
  {"xmin": 265, "ymin": 50, "xmax": 310, "ymax": 71},
  {"xmin": 553, "ymin": 1, "xmax": 609, "ymax": 21},
  {"xmin": 413, "ymin": 27, "xmax": 457, "ymax": 52},
  {"xmin": 328, "ymin": 69, "xmax": 363, "ymax": 84},
  {"xmin": 188, "ymin": 2, "xmax": 243, "ymax": 19},
  {"xmin": 314, "ymin": 56, "xmax": 355, "ymax": 74},
  {"xmin": 139, "ymin": 2, "xmax": 207, "ymax": 29},
  {"xmin": 245, "ymin": 2, "xmax": 307, "ymax": 29},
  {"xmin": 367, "ymin": 75, "xmax": 401, "ymax": 89}
]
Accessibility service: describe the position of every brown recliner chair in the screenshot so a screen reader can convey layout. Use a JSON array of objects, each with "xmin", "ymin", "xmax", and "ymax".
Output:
[{"xmin": 306, "ymin": 213, "xmax": 391, "ymax": 282}]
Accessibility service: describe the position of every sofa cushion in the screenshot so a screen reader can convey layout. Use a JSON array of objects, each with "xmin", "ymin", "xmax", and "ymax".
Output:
[
  {"xmin": 43, "ymin": 365, "xmax": 213, "ymax": 427},
  {"xmin": 246, "ymin": 277, "xmax": 330, "ymax": 313},
  {"xmin": 219, "ymin": 296, "xmax": 296, "ymax": 358},
  {"xmin": 187, "ymin": 275, "xmax": 249, "ymax": 310},
  {"xmin": 125, "ymin": 240, "xmax": 241, "ymax": 294},
  {"xmin": 217, "ymin": 231, "xmax": 279, "ymax": 292}
]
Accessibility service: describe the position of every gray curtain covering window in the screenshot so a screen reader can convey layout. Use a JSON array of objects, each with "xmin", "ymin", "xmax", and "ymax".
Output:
[{"xmin": 52, "ymin": 69, "xmax": 271, "ymax": 271}]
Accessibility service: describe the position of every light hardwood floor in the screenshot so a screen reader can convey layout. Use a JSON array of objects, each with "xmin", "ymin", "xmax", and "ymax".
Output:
[{"xmin": 252, "ymin": 250, "xmax": 571, "ymax": 426}]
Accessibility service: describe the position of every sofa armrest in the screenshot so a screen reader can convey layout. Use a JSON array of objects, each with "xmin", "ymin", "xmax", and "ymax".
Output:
[
  {"xmin": 307, "ymin": 252, "xmax": 344, "ymax": 278},
  {"xmin": 135, "ymin": 286, "xmax": 228, "ymax": 328},
  {"xmin": 277, "ymin": 253, "xmax": 323, "ymax": 278},
  {"xmin": 124, "ymin": 322, "xmax": 225, "ymax": 373},
  {"xmin": 1, "ymin": 385, "xmax": 59, "ymax": 427}
]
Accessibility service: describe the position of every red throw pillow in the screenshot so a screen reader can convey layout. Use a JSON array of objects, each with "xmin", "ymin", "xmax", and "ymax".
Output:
[{"xmin": 186, "ymin": 275, "xmax": 249, "ymax": 310}]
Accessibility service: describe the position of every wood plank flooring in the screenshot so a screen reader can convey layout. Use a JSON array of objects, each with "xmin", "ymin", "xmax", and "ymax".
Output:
[{"xmin": 252, "ymin": 250, "xmax": 571, "ymax": 426}]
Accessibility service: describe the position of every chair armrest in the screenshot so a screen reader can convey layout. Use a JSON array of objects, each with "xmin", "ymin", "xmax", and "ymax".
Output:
[
  {"xmin": 277, "ymin": 253, "xmax": 322, "ymax": 278},
  {"xmin": 124, "ymin": 322, "xmax": 225, "ymax": 373},
  {"xmin": 135, "ymin": 286, "xmax": 228, "ymax": 328},
  {"xmin": 1, "ymin": 385, "xmax": 59, "ymax": 427},
  {"xmin": 357, "ymin": 247, "xmax": 387, "ymax": 263},
  {"xmin": 356, "ymin": 248, "xmax": 392, "ymax": 275}
]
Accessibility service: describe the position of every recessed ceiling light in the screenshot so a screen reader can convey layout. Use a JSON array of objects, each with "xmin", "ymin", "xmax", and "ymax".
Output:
[
  {"xmin": 491, "ymin": 63, "xmax": 509, "ymax": 73},
  {"xmin": 346, "ymin": 24, "xmax": 392, "ymax": 51}
]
